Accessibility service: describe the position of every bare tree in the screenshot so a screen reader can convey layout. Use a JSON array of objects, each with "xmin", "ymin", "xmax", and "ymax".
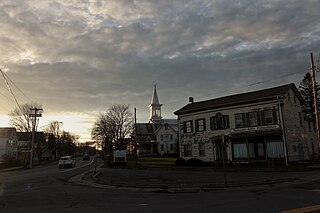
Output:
[
  {"xmin": 92, "ymin": 104, "xmax": 133, "ymax": 158},
  {"xmin": 9, "ymin": 102, "xmax": 42, "ymax": 132},
  {"xmin": 43, "ymin": 121, "xmax": 63, "ymax": 160}
]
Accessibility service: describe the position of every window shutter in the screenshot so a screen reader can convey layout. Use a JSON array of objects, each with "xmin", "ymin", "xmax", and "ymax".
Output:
[
  {"xmin": 257, "ymin": 111, "xmax": 261, "ymax": 126},
  {"xmin": 261, "ymin": 111, "xmax": 266, "ymax": 126},
  {"xmin": 183, "ymin": 121, "xmax": 187, "ymax": 133},
  {"xmin": 211, "ymin": 116, "xmax": 217, "ymax": 130},
  {"xmin": 223, "ymin": 115, "xmax": 230, "ymax": 128},
  {"xmin": 245, "ymin": 113, "xmax": 249, "ymax": 127},
  {"xmin": 195, "ymin": 120, "xmax": 199, "ymax": 132},
  {"xmin": 273, "ymin": 109, "xmax": 278, "ymax": 124},
  {"xmin": 191, "ymin": 121, "xmax": 193, "ymax": 132}
]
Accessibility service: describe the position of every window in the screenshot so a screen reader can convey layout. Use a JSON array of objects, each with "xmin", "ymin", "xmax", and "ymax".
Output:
[
  {"xmin": 262, "ymin": 109, "xmax": 277, "ymax": 125},
  {"xmin": 248, "ymin": 111, "xmax": 258, "ymax": 127},
  {"xmin": 210, "ymin": 113, "xmax": 229, "ymax": 130},
  {"xmin": 266, "ymin": 142, "xmax": 284, "ymax": 158},
  {"xmin": 161, "ymin": 144, "xmax": 164, "ymax": 152},
  {"xmin": 235, "ymin": 113, "xmax": 246, "ymax": 128},
  {"xmin": 183, "ymin": 121, "xmax": 193, "ymax": 133},
  {"xmin": 170, "ymin": 144, "xmax": 174, "ymax": 151},
  {"xmin": 233, "ymin": 143, "xmax": 248, "ymax": 158},
  {"xmin": 183, "ymin": 144, "xmax": 192, "ymax": 157},
  {"xmin": 165, "ymin": 135, "xmax": 168, "ymax": 140},
  {"xmin": 160, "ymin": 135, "xmax": 163, "ymax": 141},
  {"xmin": 287, "ymin": 92, "xmax": 290, "ymax": 101},
  {"xmin": 199, "ymin": 143, "xmax": 205, "ymax": 156},
  {"xmin": 170, "ymin": 134, "xmax": 173, "ymax": 140},
  {"xmin": 195, "ymin": 119, "xmax": 206, "ymax": 132}
]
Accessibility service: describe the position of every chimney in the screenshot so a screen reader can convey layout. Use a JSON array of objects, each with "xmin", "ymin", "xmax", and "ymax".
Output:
[{"xmin": 189, "ymin": 97, "xmax": 194, "ymax": 103}]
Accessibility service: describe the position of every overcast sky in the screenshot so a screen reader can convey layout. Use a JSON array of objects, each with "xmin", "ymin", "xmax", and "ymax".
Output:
[{"xmin": 1, "ymin": 0, "xmax": 320, "ymax": 141}]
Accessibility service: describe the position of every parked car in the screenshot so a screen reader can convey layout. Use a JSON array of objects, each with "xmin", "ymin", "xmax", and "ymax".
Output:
[
  {"xmin": 83, "ymin": 154, "xmax": 90, "ymax": 161},
  {"xmin": 59, "ymin": 156, "xmax": 76, "ymax": 168}
]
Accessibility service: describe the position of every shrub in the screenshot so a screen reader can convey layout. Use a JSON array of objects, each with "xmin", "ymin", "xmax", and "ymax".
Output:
[
  {"xmin": 1, "ymin": 154, "xmax": 22, "ymax": 168},
  {"xmin": 175, "ymin": 158, "xmax": 187, "ymax": 166},
  {"xmin": 186, "ymin": 158, "xmax": 203, "ymax": 166}
]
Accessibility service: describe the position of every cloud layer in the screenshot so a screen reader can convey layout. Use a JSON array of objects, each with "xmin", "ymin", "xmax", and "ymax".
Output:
[{"xmin": 1, "ymin": 0, "xmax": 320, "ymax": 127}]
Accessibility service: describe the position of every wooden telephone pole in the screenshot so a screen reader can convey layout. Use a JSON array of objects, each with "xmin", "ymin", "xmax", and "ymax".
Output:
[
  {"xmin": 310, "ymin": 52, "xmax": 320, "ymax": 146},
  {"xmin": 29, "ymin": 107, "xmax": 43, "ymax": 168}
]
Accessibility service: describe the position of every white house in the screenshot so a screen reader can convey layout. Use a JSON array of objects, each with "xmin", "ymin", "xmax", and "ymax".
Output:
[
  {"xmin": 174, "ymin": 83, "xmax": 318, "ymax": 164},
  {"xmin": 136, "ymin": 85, "xmax": 178, "ymax": 155}
]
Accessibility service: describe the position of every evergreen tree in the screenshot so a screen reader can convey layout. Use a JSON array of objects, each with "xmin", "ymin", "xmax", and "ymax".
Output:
[{"xmin": 299, "ymin": 72, "xmax": 319, "ymax": 119}]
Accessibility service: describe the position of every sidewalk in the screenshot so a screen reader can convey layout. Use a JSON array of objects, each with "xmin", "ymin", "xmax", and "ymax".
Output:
[
  {"xmin": 0, "ymin": 160, "xmax": 58, "ymax": 173},
  {"xmin": 0, "ymin": 166, "xmax": 24, "ymax": 173},
  {"xmin": 80, "ymin": 166, "xmax": 320, "ymax": 192}
]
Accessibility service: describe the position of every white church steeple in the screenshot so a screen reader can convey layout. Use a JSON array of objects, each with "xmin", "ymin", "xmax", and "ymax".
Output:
[{"xmin": 148, "ymin": 84, "xmax": 162, "ymax": 123}]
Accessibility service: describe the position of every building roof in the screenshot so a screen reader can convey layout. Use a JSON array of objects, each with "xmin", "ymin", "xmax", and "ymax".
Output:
[
  {"xmin": 0, "ymin": 127, "xmax": 16, "ymax": 138},
  {"xmin": 174, "ymin": 83, "xmax": 303, "ymax": 115},
  {"xmin": 16, "ymin": 132, "xmax": 45, "ymax": 141},
  {"xmin": 136, "ymin": 123, "xmax": 156, "ymax": 135},
  {"xmin": 161, "ymin": 119, "xmax": 177, "ymax": 125}
]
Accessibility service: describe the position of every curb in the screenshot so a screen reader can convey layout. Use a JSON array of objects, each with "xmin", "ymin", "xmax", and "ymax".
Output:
[{"xmin": 70, "ymin": 170, "xmax": 304, "ymax": 193}]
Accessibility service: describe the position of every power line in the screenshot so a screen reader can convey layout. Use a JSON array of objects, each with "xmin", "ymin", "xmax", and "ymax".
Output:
[
  {"xmin": 2, "ymin": 71, "xmax": 31, "ymax": 102},
  {"xmin": 0, "ymin": 68, "xmax": 23, "ymax": 114}
]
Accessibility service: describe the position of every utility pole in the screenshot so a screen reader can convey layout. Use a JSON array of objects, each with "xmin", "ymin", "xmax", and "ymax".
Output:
[
  {"xmin": 310, "ymin": 52, "xmax": 320, "ymax": 146},
  {"xmin": 134, "ymin": 108, "xmax": 138, "ymax": 167},
  {"xmin": 29, "ymin": 107, "xmax": 43, "ymax": 169}
]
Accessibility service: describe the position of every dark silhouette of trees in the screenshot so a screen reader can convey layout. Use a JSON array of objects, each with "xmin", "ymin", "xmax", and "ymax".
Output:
[
  {"xmin": 299, "ymin": 72, "xmax": 319, "ymax": 119},
  {"xmin": 59, "ymin": 131, "xmax": 77, "ymax": 156},
  {"xmin": 92, "ymin": 104, "xmax": 133, "ymax": 159},
  {"xmin": 43, "ymin": 121, "xmax": 63, "ymax": 160},
  {"xmin": 9, "ymin": 102, "xmax": 42, "ymax": 132}
]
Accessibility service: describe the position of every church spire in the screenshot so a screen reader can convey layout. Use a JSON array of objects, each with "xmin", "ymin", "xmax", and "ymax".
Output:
[
  {"xmin": 151, "ymin": 84, "xmax": 160, "ymax": 105},
  {"xmin": 148, "ymin": 83, "xmax": 162, "ymax": 123}
]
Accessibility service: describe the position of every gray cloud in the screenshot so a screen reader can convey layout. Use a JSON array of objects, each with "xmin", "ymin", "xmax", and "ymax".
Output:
[{"xmin": 1, "ymin": 0, "xmax": 320, "ymax": 125}]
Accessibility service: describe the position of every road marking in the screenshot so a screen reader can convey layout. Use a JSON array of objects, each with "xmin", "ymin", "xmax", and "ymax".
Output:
[
  {"xmin": 279, "ymin": 204, "xmax": 320, "ymax": 213},
  {"xmin": 137, "ymin": 204, "xmax": 148, "ymax": 206}
]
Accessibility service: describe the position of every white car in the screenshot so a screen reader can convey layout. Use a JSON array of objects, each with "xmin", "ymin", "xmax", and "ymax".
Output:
[{"xmin": 59, "ymin": 156, "xmax": 76, "ymax": 168}]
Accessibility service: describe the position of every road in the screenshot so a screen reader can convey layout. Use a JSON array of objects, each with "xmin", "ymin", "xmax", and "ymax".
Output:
[{"xmin": 1, "ymin": 160, "xmax": 320, "ymax": 213}]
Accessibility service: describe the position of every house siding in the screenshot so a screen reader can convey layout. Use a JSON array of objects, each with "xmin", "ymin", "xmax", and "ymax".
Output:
[{"xmin": 176, "ymin": 87, "xmax": 318, "ymax": 163}]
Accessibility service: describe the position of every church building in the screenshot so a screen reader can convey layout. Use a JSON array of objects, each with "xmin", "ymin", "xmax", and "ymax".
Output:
[{"xmin": 135, "ymin": 85, "xmax": 178, "ymax": 156}]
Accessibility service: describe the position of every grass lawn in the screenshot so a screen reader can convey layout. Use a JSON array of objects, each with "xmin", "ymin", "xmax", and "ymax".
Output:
[{"xmin": 126, "ymin": 156, "xmax": 177, "ymax": 168}]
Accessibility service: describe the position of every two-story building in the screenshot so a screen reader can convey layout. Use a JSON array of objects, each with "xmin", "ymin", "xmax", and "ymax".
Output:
[
  {"xmin": 0, "ymin": 127, "xmax": 18, "ymax": 162},
  {"xmin": 174, "ymin": 83, "xmax": 318, "ymax": 164}
]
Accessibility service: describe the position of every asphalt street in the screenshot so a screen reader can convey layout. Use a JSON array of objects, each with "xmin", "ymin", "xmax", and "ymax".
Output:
[{"xmin": 1, "ymin": 160, "xmax": 320, "ymax": 213}]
